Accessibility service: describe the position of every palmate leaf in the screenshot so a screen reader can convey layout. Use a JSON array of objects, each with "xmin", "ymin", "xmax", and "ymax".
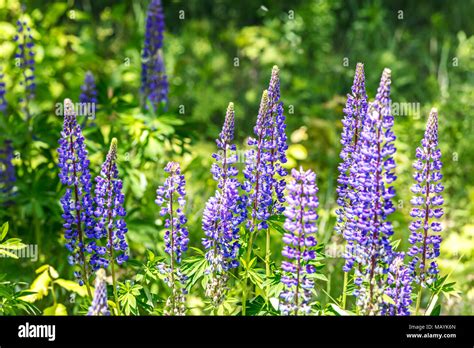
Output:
[{"xmin": 181, "ymin": 254, "xmax": 208, "ymax": 291}]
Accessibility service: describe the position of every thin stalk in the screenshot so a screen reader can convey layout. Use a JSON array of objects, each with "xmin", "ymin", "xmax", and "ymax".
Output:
[{"xmin": 341, "ymin": 271, "xmax": 348, "ymax": 309}]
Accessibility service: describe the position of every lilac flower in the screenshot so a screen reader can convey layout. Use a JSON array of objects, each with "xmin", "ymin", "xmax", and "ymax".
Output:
[
  {"xmin": 408, "ymin": 108, "xmax": 443, "ymax": 287},
  {"xmin": 334, "ymin": 63, "xmax": 368, "ymax": 272},
  {"xmin": 79, "ymin": 71, "xmax": 97, "ymax": 127},
  {"xmin": 155, "ymin": 161, "xmax": 189, "ymax": 315},
  {"xmin": 279, "ymin": 168, "xmax": 319, "ymax": 316},
  {"xmin": 141, "ymin": 0, "xmax": 168, "ymax": 111},
  {"xmin": 13, "ymin": 18, "xmax": 36, "ymax": 116},
  {"xmin": 0, "ymin": 140, "xmax": 16, "ymax": 205},
  {"xmin": 87, "ymin": 268, "xmax": 110, "ymax": 316},
  {"xmin": 92, "ymin": 138, "xmax": 129, "ymax": 269},
  {"xmin": 243, "ymin": 66, "xmax": 288, "ymax": 233},
  {"xmin": 57, "ymin": 98, "xmax": 94, "ymax": 285},
  {"xmin": 382, "ymin": 253, "xmax": 413, "ymax": 316},
  {"xmin": 202, "ymin": 103, "xmax": 245, "ymax": 306},
  {"xmin": 348, "ymin": 68, "xmax": 397, "ymax": 313}
]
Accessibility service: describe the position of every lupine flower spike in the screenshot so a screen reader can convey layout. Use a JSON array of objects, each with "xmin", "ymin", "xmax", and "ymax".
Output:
[
  {"xmin": 382, "ymin": 253, "xmax": 413, "ymax": 316},
  {"xmin": 408, "ymin": 108, "xmax": 443, "ymax": 287},
  {"xmin": 93, "ymin": 138, "xmax": 129, "ymax": 269},
  {"xmin": 87, "ymin": 268, "xmax": 110, "ymax": 316},
  {"xmin": 155, "ymin": 162, "xmax": 189, "ymax": 315},
  {"xmin": 79, "ymin": 71, "xmax": 98, "ymax": 128},
  {"xmin": 280, "ymin": 167, "xmax": 319, "ymax": 315},
  {"xmin": 202, "ymin": 102, "xmax": 244, "ymax": 306},
  {"xmin": 335, "ymin": 63, "xmax": 368, "ymax": 272},
  {"xmin": 349, "ymin": 68, "xmax": 397, "ymax": 314},
  {"xmin": 57, "ymin": 99, "xmax": 94, "ymax": 293},
  {"xmin": 13, "ymin": 16, "xmax": 36, "ymax": 119},
  {"xmin": 141, "ymin": 0, "xmax": 168, "ymax": 112}
]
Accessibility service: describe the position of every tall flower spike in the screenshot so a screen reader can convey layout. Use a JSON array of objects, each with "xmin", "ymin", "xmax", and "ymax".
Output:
[
  {"xmin": 92, "ymin": 138, "xmax": 129, "ymax": 270},
  {"xmin": 87, "ymin": 268, "xmax": 110, "ymax": 316},
  {"xmin": 155, "ymin": 162, "xmax": 189, "ymax": 315},
  {"xmin": 280, "ymin": 168, "xmax": 319, "ymax": 315},
  {"xmin": 13, "ymin": 17, "xmax": 36, "ymax": 117},
  {"xmin": 57, "ymin": 98, "xmax": 94, "ymax": 286},
  {"xmin": 408, "ymin": 108, "xmax": 443, "ymax": 286},
  {"xmin": 243, "ymin": 89, "xmax": 273, "ymax": 232},
  {"xmin": 79, "ymin": 71, "xmax": 98, "ymax": 128},
  {"xmin": 349, "ymin": 68, "xmax": 397, "ymax": 314},
  {"xmin": 202, "ymin": 103, "xmax": 244, "ymax": 306},
  {"xmin": 267, "ymin": 65, "xmax": 288, "ymax": 215},
  {"xmin": 335, "ymin": 63, "xmax": 368, "ymax": 272},
  {"xmin": 141, "ymin": 0, "xmax": 168, "ymax": 111},
  {"xmin": 382, "ymin": 253, "xmax": 413, "ymax": 316}
]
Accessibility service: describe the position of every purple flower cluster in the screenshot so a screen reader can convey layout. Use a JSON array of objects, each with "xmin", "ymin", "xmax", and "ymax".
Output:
[
  {"xmin": 141, "ymin": 0, "xmax": 168, "ymax": 111},
  {"xmin": 382, "ymin": 253, "xmax": 413, "ymax": 316},
  {"xmin": 13, "ymin": 18, "xmax": 36, "ymax": 109},
  {"xmin": 408, "ymin": 108, "xmax": 443, "ymax": 286},
  {"xmin": 0, "ymin": 69, "xmax": 7, "ymax": 113},
  {"xmin": 202, "ymin": 102, "xmax": 244, "ymax": 306},
  {"xmin": 80, "ymin": 71, "xmax": 98, "ymax": 106},
  {"xmin": 243, "ymin": 66, "xmax": 288, "ymax": 232},
  {"xmin": 155, "ymin": 162, "xmax": 189, "ymax": 315},
  {"xmin": 57, "ymin": 99, "xmax": 94, "ymax": 284},
  {"xmin": 0, "ymin": 140, "xmax": 16, "ymax": 204},
  {"xmin": 335, "ymin": 63, "xmax": 368, "ymax": 271},
  {"xmin": 92, "ymin": 138, "xmax": 129, "ymax": 268},
  {"xmin": 279, "ymin": 168, "xmax": 319, "ymax": 315},
  {"xmin": 87, "ymin": 268, "xmax": 110, "ymax": 316},
  {"xmin": 345, "ymin": 68, "xmax": 397, "ymax": 313}
]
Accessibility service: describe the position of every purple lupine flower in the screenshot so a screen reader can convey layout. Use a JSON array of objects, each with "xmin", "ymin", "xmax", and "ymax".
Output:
[
  {"xmin": 408, "ymin": 108, "xmax": 443, "ymax": 286},
  {"xmin": 92, "ymin": 138, "xmax": 129, "ymax": 269},
  {"xmin": 243, "ymin": 66, "xmax": 288, "ymax": 232},
  {"xmin": 141, "ymin": 0, "xmax": 168, "ymax": 111},
  {"xmin": 155, "ymin": 161, "xmax": 189, "ymax": 315},
  {"xmin": 202, "ymin": 103, "xmax": 245, "ymax": 306},
  {"xmin": 335, "ymin": 63, "xmax": 369, "ymax": 272},
  {"xmin": 279, "ymin": 167, "xmax": 319, "ymax": 315},
  {"xmin": 348, "ymin": 68, "xmax": 397, "ymax": 313},
  {"xmin": 87, "ymin": 268, "xmax": 110, "ymax": 316},
  {"xmin": 382, "ymin": 253, "xmax": 413, "ymax": 316},
  {"xmin": 0, "ymin": 68, "xmax": 7, "ymax": 113},
  {"xmin": 0, "ymin": 140, "xmax": 16, "ymax": 205},
  {"xmin": 267, "ymin": 66, "xmax": 288, "ymax": 215},
  {"xmin": 13, "ymin": 17, "xmax": 36, "ymax": 116},
  {"xmin": 79, "ymin": 71, "xmax": 97, "ymax": 127},
  {"xmin": 57, "ymin": 98, "xmax": 95, "ymax": 285}
]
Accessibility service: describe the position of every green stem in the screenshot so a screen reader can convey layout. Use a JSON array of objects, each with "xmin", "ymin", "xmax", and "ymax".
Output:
[
  {"xmin": 111, "ymin": 259, "xmax": 121, "ymax": 315},
  {"xmin": 342, "ymin": 271, "xmax": 348, "ymax": 309},
  {"xmin": 265, "ymin": 229, "xmax": 271, "ymax": 277},
  {"xmin": 415, "ymin": 286, "xmax": 423, "ymax": 315},
  {"xmin": 242, "ymin": 230, "xmax": 256, "ymax": 316}
]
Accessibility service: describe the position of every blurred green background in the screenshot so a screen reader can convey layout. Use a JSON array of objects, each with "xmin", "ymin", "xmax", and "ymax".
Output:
[{"xmin": 0, "ymin": 0, "xmax": 473, "ymax": 315}]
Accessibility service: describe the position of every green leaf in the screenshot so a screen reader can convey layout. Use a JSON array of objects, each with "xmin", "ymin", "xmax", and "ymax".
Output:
[
  {"xmin": 0, "ymin": 249, "xmax": 19, "ymax": 258},
  {"xmin": 330, "ymin": 303, "xmax": 354, "ymax": 316},
  {"xmin": 425, "ymin": 294, "xmax": 439, "ymax": 315},
  {"xmin": 43, "ymin": 303, "xmax": 67, "ymax": 316},
  {"xmin": 0, "ymin": 222, "xmax": 8, "ymax": 242},
  {"xmin": 54, "ymin": 279, "xmax": 90, "ymax": 297},
  {"xmin": 0, "ymin": 238, "xmax": 27, "ymax": 250},
  {"xmin": 382, "ymin": 294, "xmax": 396, "ymax": 306}
]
